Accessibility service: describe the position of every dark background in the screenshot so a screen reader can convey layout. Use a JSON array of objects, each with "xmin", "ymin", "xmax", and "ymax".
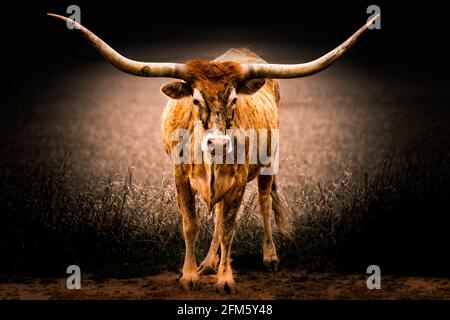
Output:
[
  {"xmin": 3, "ymin": 1, "xmax": 447, "ymax": 110},
  {"xmin": 2, "ymin": 1, "xmax": 447, "ymax": 73}
]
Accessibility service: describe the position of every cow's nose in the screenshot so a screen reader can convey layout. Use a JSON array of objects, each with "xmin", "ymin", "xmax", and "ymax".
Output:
[{"xmin": 203, "ymin": 135, "xmax": 232, "ymax": 155}]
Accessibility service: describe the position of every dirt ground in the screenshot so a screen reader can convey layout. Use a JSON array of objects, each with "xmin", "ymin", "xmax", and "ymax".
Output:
[{"xmin": 1, "ymin": 271, "xmax": 449, "ymax": 300}]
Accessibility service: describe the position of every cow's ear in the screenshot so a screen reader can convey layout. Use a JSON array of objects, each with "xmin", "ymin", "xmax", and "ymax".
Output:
[
  {"xmin": 161, "ymin": 82, "xmax": 193, "ymax": 99},
  {"xmin": 236, "ymin": 78, "xmax": 266, "ymax": 95}
]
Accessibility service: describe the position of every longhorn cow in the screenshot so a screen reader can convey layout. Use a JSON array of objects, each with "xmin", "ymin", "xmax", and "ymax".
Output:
[{"xmin": 48, "ymin": 13, "xmax": 378, "ymax": 294}]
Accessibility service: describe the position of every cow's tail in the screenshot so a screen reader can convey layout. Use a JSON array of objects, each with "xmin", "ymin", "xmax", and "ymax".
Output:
[{"xmin": 271, "ymin": 177, "xmax": 293, "ymax": 238}]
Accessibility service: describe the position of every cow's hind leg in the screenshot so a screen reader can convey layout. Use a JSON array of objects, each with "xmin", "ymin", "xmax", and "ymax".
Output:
[
  {"xmin": 197, "ymin": 202, "xmax": 222, "ymax": 275},
  {"xmin": 175, "ymin": 168, "xmax": 200, "ymax": 290},
  {"xmin": 215, "ymin": 186, "xmax": 245, "ymax": 294},
  {"xmin": 257, "ymin": 174, "xmax": 280, "ymax": 272}
]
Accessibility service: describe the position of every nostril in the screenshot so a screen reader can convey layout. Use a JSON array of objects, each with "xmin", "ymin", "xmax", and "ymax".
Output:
[{"xmin": 203, "ymin": 135, "xmax": 232, "ymax": 155}]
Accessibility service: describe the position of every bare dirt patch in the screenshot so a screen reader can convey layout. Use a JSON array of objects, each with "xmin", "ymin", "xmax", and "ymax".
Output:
[{"xmin": 1, "ymin": 271, "xmax": 449, "ymax": 300}]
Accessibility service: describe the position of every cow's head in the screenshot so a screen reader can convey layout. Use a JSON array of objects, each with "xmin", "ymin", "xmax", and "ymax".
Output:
[
  {"xmin": 47, "ymin": 13, "xmax": 379, "ymax": 155},
  {"xmin": 160, "ymin": 60, "xmax": 265, "ymax": 154}
]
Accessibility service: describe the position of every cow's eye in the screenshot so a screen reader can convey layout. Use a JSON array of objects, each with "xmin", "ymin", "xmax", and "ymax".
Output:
[
  {"xmin": 193, "ymin": 99, "xmax": 200, "ymax": 106},
  {"xmin": 232, "ymin": 97, "xmax": 237, "ymax": 105}
]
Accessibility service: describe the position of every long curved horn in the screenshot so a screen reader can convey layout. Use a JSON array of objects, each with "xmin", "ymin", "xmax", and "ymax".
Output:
[
  {"xmin": 47, "ymin": 13, "xmax": 186, "ymax": 79},
  {"xmin": 242, "ymin": 14, "xmax": 380, "ymax": 79}
]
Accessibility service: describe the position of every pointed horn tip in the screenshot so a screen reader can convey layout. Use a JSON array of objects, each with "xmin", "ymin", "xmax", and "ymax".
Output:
[
  {"xmin": 47, "ymin": 13, "xmax": 61, "ymax": 18},
  {"xmin": 47, "ymin": 13, "xmax": 70, "ymax": 22},
  {"xmin": 367, "ymin": 13, "xmax": 381, "ymax": 26}
]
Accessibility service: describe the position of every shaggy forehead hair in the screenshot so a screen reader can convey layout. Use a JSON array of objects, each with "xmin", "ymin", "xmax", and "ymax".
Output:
[{"xmin": 184, "ymin": 60, "xmax": 245, "ymax": 87}]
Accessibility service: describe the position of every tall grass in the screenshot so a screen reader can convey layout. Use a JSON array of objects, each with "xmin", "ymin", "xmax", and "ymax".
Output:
[{"xmin": 1, "ymin": 151, "xmax": 449, "ymax": 278}]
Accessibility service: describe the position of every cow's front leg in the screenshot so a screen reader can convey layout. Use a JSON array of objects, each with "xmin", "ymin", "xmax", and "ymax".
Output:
[
  {"xmin": 175, "ymin": 168, "xmax": 200, "ymax": 290},
  {"xmin": 215, "ymin": 187, "xmax": 245, "ymax": 295},
  {"xmin": 258, "ymin": 175, "xmax": 279, "ymax": 272},
  {"xmin": 197, "ymin": 202, "xmax": 222, "ymax": 275}
]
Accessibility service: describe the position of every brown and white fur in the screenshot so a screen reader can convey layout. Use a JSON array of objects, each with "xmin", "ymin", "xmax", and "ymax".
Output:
[{"xmin": 161, "ymin": 48, "xmax": 290, "ymax": 294}]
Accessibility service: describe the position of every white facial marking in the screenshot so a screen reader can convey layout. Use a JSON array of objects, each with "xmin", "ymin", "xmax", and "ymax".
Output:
[
  {"xmin": 228, "ymin": 88, "xmax": 237, "ymax": 106},
  {"xmin": 193, "ymin": 88, "xmax": 204, "ymax": 105}
]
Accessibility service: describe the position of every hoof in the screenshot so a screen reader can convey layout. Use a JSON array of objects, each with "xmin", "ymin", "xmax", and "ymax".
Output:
[
  {"xmin": 179, "ymin": 276, "xmax": 200, "ymax": 291},
  {"xmin": 264, "ymin": 259, "xmax": 280, "ymax": 273},
  {"xmin": 215, "ymin": 281, "xmax": 237, "ymax": 295}
]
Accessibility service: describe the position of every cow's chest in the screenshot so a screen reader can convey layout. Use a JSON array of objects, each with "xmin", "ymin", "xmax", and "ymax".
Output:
[{"xmin": 189, "ymin": 163, "xmax": 244, "ymax": 210}]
